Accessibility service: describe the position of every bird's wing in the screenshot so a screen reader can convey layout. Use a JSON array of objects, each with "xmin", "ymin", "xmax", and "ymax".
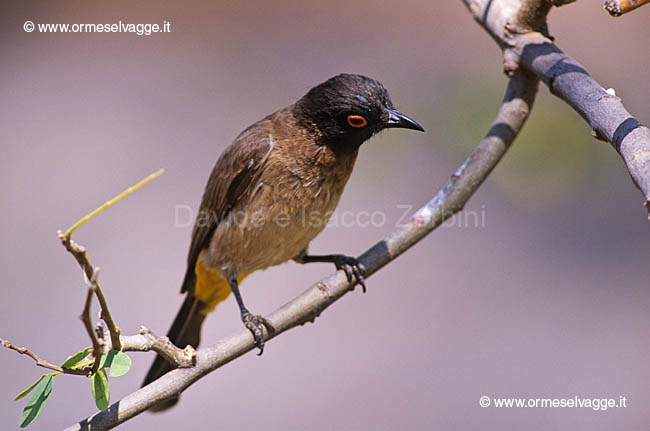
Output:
[{"xmin": 180, "ymin": 122, "xmax": 275, "ymax": 293}]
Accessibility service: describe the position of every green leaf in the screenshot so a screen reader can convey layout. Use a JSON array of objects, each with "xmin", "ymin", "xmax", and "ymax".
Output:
[
  {"xmin": 90, "ymin": 368, "xmax": 109, "ymax": 411},
  {"xmin": 18, "ymin": 375, "xmax": 53, "ymax": 428},
  {"xmin": 107, "ymin": 351, "xmax": 131, "ymax": 377},
  {"xmin": 97, "ymin": 350, "xmax": 113, "ymax": 369},
  {"xmin": 14, "ymin": 375, "xmax": 45, "ymax": 401},
  {"xmin": 98, "ymin": 350, "xmax": 131, "ymax": 377},
  {"xmin": 61, "ymin": 347, "xmax": 92, "ymax": 369}
]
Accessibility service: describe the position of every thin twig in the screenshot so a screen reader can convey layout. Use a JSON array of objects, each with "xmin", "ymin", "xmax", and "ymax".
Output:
[
  {"xmin": 2, "ymin": 324, "xmax": 195, "ymax": 378},
  {"xmin": 61, "ymin": 71, "xmax": 540, "ymax": 431},
  {"xmin": 118, "ymin": 327, "xmax": 196, "ymax": 368},
  {"xmin": 58, "ymin": 170, "xmax": 164, "ymax": 353},
  {"xmin": 605, "ymin": 0, "xmax": 650, "ymax": 16},
  {"xmin": 1, "ymin": 339, "xmax": 89, "ymax": 376},
  {"xmin": 80, "ymin": 270, "xmax": 104, "ymax": 374},
  {"xmin": 64, "ymin": 169, "xmax": 164, "ymax": 238},
  {"xmin": 94, "ymin": 288, "xmax": 122, "ymax": 351},
  {"xmin": 59, "ymin": 233, "xmax": 122, "ymax": 351}
]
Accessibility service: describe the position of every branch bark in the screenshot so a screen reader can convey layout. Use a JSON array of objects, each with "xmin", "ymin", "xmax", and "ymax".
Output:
[
  {"xmin": 59, "ymin": 233, "xmax": 122, "ymax": 351},
  {"xmin": 80, "ymin": 271, "xmax": 105, "ymax": 375},
  {"xmin": 605, "ymin": 0, "xmax": 650, "ymax": 16},
  {"xmin": 1, "ymin": 339, "xmax": 89, "ymax": 376},
  {"xmin": 463, "ymin": 0, "xmax": 650, "ymax": 218},
  {"xmin": 118, "ymin": 327, "xmax": 196, "ymax": 369},
  {"xmin": 59, "ymin": 232, "xmax": 196, "ymax": 369},
  {"xmin": 60, "ymin": 71, "xmax": 539, "ymax": 431},
  {"xmin": 3, "ymin": 326, "xmax": 196, "ymax": 380}
]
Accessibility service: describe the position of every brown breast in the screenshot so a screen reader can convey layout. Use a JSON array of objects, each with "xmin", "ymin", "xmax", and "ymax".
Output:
[{"xmin": 206, "ymin": 106, "xmax": 359, "ymax": 275}]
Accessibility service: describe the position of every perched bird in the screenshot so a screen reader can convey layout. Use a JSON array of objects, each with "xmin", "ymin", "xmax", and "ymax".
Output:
[{"xmin": 143, "ymin": 73, "xmax": 423, "ymax": 409}]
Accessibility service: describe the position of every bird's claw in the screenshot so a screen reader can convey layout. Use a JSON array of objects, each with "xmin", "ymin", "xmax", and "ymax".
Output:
[
  {"xmin": 242, "ymin": 311, "xmax": 275, "ymax": 355},
  {"xmin": 334, "ymin": 255, "xmax": 367, "ymax": 293}
]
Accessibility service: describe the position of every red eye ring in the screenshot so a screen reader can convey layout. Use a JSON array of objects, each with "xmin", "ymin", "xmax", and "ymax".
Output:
[{"xmin": 347, "ymin": 115, "xmax": 368, "ymax": 128}]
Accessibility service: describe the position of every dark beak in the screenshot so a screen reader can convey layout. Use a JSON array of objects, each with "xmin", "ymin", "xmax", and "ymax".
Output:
[{"xmin": 386, "ymin": 109, "xmax": 425, "ymax": 132}]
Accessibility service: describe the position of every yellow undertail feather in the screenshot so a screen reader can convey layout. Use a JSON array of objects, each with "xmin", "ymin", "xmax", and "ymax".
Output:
[{"xmin": 194, "ymin": 250, "xmax": 248, "ymax": 314}]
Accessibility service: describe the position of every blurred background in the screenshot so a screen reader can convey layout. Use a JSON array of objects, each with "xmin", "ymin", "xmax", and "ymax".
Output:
[{"xmin": 1, "ymin": 1, "xmax": 649, "ymax": 430}]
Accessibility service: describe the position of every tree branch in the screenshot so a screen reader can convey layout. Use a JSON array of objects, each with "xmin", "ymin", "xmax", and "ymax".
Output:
[
  {"xmin": 80, "ymin": 270, "xmax": 105, "ymax": 375},
  {"xmin": 3, "ymin": 324, "xmax": 196, "ymax": 381},
  {"xmin": 3, "ymin": 237, "xmax": 195, "ymax": 380},
  {"xmin": 604, "ymin": 0, "xmax": 650, "ymax": 16},
  {"xmin": 60, "ymin": 71, "xmax": 539, "ymax": 431},
  {"xmin": 1, "ymin": 339, "xmax": 89, "ymax": 376},
  {"xmin": 59, "ymin": 232, "xmax": 122, "ymax": 351},
  {"xmin": 117, "ymin": 327, "xmax": 196, "ymax": 369},
  {"xmin": 462, "ymin": 0, "xmax": 650, "ymax": 218}
]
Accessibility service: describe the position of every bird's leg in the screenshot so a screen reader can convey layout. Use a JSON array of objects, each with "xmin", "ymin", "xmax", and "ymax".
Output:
[
  {"xmin": 227, "ymin": 275, "xmax": 274, "ymax": 355},
  {"xmin": 293, "ymin": 250, "xmax": 367, "ymax": 293}
]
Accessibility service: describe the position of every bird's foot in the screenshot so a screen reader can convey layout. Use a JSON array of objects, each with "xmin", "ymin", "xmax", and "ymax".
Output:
[
  {"xmin": 241, "ymin": 311, "xmax": 275, "ymax": 355},
  {"xmin": 332, "ymin": 255, "xmax": 367, "ymax": 293}
]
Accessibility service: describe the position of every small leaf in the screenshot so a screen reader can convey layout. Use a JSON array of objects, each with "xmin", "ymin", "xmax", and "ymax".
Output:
[
  {"xmin": 97, "ymin": 350, "xmax": 115, "ymax": 369},
  {"xmin": 90, "ymin": 368, "xmax": 109, "ymax": 411},
  {"xmin": 98, "ymin": 350, "xmax": 131, "ymax": 377},
  {"xmin": 14, "ymin": 375, "xmax": 45, "ymax": 401},
  {"xmin": 18, "ymin": 375, "xmax": 53, "ymax": 428},
  {"xmin": 107, "ymin": 352, "xmax": 131, "ymax": 377},
  {"xmin": 61, "ymin": 347, "xmax": 92, "ymax": 369}
]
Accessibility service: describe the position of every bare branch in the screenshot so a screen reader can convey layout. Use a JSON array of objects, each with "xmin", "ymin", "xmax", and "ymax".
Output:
[
  {"xmin": 57, "ymin": 170, "xmax": 164, "ymax": 355},
  {"xmin": 80, "ymin": 270, "xmax": 105, "ymax": 375},
  {"xmin": 1, "ymin": 339, "xmax": 89, "ymax": 376},
  {"xmin": 60, "ymin": 72, "xmax": 540, "ymax": 431},
  {"xmin": 59, "ymin": 232, "xmax": 122, "ymax": 351},
  {"xmin": 605, "ymin": 0, "xmax": 650, "ymax": 16},
  {"xmin": 62, "ymin": 232, "xmax": 193, "ymax": 372},
  {"xmin": 2, "ymin": 325, "xmax": 196, "ymax": 380},
  {"xmin": 117, "ymin": 327, "xmax": 196, "ymax": 369},
  {"xmin": 462, "ymin": 0, "xmax": 650, "ymax": 218}
]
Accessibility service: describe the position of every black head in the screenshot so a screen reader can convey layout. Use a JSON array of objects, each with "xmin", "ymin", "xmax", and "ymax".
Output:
[{"xmin": 293, "ymin": 74, "xmax": 423, "ymax": 151}]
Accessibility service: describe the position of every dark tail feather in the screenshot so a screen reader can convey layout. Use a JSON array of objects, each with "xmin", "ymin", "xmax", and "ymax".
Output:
[{"xmin": 142, "ymin": 292, "xmax": 206, "ymax": 412}]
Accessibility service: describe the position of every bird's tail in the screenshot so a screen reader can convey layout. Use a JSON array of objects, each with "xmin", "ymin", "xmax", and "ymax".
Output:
[
  {"xmin": 141, "ymin": 259, "xmax": 237, "ymax": 412},
  {"xmin": 141, "ymin": 292, "xmax": 207, "ymax": 411}
]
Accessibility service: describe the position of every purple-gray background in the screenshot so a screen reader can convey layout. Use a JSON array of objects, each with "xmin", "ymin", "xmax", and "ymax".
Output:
[{"xmin": 1, "ymin": 1, "xmax": 649, "ymax": 430}]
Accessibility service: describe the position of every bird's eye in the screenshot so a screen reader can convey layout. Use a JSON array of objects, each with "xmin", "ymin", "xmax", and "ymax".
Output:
[{"xmin": 347, "ymin": 115, "xmax": 368, "ymax": 128}]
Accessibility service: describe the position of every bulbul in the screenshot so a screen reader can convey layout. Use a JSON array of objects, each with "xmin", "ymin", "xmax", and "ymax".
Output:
[{"xmin": 142, "ymin": 74, "xmax": 423, "ymax": 409}]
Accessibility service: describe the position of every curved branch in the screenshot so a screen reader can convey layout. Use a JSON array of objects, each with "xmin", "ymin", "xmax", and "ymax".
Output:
[
  {"xmin": 463, "ymin": 0, "xmax": 650, "ymax": 218},
  {"xmin": 61, "ymin": 72, "xmax": 539, "ymax": 431},
  {"xmin": 59, "ymin": 233, "xmax": 122, "ymax": 351}
]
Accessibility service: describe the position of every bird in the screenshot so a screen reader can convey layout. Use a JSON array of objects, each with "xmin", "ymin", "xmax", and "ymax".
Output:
[{"xmin": 142, "ymin": 73, "xmax": 424, "ymax": 410}]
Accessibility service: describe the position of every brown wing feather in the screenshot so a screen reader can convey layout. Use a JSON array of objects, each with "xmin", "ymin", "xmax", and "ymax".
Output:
[{"xmin": 180, "ymin": 118, "xmax": 275, "ymax": 293}]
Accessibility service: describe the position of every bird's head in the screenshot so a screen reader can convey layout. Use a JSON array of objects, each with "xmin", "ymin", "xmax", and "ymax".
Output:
[{"xmin": 294, "ymin": 73, "xmax": 424, "ymax": 151}]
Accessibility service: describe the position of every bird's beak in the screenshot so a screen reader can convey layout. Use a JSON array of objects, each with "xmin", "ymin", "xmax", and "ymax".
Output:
[{"xmin": 386, "ymin": 109, "xmax": 425, "ymax": 132}]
